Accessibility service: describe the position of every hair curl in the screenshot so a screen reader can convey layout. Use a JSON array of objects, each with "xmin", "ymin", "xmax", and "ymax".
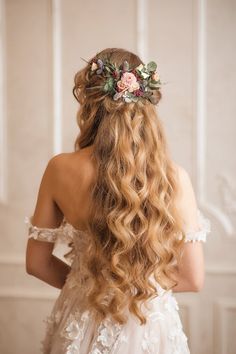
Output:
[{"xmin": 72, "ymin": 48, "xmax": 185, "ymax": 326}]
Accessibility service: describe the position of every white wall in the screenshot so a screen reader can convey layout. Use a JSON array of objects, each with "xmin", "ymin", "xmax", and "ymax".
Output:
[{"xmin": 0, "ymin": 0, "xmax": 235, "ymax": 353}]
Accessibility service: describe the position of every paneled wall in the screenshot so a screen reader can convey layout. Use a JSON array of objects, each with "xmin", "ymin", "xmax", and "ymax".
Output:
[{"xmin": 0, "ymin": 1, "xmax": 235, "ymax": 353}]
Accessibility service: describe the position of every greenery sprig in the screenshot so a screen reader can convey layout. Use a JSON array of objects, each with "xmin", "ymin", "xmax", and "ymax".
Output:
[{"xmin": 83, "ymin": 57, "xmax": 162, "ymax": 104}]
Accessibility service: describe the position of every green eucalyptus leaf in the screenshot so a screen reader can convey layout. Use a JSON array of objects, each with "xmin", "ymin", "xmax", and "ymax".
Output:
[
  {"xmin": 103, "ymin": 82, "xmax": 110, "ymax": 92},
  {"xmin": 149, "ymin": 82, "xmax": 161, "ymax": 89},
  {"xmin": 107, "ymin": 77, "xmax": 114, "ymax": 88},
  {"xmin": 104, "ymin": 77, "xmax": 113, "ymax": 92},
  {"xmin": 147, "ymin": 61, "xmax": 157, "ymax": 72},
  {"xmin": 123, "ymin": 60, "xmax": 129, "ymax": 71}
]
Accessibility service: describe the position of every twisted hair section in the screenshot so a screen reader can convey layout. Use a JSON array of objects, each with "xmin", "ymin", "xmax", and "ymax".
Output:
[{"xmin": 72, "ymin": 48, "xmax": 185, "ymax": 325}]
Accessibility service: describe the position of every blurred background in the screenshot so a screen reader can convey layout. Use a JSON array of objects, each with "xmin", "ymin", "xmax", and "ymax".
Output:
[{"xmin": 0, "ymin": 0, "xmax": 235, "ymax": 353}]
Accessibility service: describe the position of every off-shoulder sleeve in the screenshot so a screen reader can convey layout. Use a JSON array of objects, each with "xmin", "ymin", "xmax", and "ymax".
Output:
[
  {"xmin": 184, "ymin": 209, "xmax": 211, "ymax": 243},
  {"xmin": 24, "ymin": 215, "xmax": 63, "ymax": 243}
]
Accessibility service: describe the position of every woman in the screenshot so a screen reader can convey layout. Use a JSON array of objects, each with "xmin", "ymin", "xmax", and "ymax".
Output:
[{"xmin": 25, "ymin": 48, "xmax": 211, "ymax": 354}]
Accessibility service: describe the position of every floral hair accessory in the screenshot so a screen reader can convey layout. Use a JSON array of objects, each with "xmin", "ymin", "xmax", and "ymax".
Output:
[{"xmin": 82, "ymin": 57, "xmax": 162, "ymax": 104}]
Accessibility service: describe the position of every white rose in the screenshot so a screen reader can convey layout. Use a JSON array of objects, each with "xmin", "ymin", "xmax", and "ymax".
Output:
[
  {"xmin": 128, "ymin": 81, "xmax": 140, "ymax": 92},
  {"xmin": 136, "ymin": 64, "xmax": 144, "ymax": 71},
  {"xmin": 141, "ymin": 71, "xmax": 149, "ymax": 79}
]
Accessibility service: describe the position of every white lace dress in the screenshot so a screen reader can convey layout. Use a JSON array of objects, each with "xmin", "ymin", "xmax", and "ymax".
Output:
[{"xmin": 24, "ymin": 208, "xmax": 211, "ymax": 354}]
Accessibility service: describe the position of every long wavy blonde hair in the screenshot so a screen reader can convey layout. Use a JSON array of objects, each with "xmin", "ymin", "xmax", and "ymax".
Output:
[{"xmin": 72, "ymin": 48, "xmax": 185, "ymax": 326}]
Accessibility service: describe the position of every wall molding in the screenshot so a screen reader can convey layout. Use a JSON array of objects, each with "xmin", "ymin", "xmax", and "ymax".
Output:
[
  {"xmin": 175, "ymin": 298, "xmax": 199, "ymax": 348},
  {"xmin": 136, "ymin": 0, "xmax": 148, "ymax": 62},
  {"xmin": 0, "ymin": 286, "xmax": 59, "ymax": 300},
  {"xmin": 205, "ymin": 265, "xmax": 236, "ymax": 275},
  {"xmin": 0, "ymin": 0, "xmax": 7, "ymax": 203},
  {"xmin": 194, "ymin": 0, "xmax": 234, "ymax": 236},
  {"xmin": 0, "ymin": 254, "xmax": 25, "ymax": 266},
  {"xmin": 218, "ymin": 174, "xmax": 236, "ymax": 214},
  {"xmin": 214, "ymin": 298, "xmax": 236, "ymax": 354},
  {"xmin": 52, "ymin": 0, "xmax": 62, "ymax": 154}
]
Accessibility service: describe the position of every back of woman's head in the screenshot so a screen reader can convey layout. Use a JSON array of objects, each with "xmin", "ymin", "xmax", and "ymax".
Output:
[{"xmin": 72, "ymin": 48, "xmax": 185, "ymax": 326}]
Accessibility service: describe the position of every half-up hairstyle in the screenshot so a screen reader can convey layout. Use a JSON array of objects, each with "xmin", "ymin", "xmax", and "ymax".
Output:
[{"xmin": 72, "ymin": 48, "xmax": 185, "ymax": 326}]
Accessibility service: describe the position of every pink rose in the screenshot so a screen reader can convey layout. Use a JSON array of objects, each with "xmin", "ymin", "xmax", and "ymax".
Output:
[
  {"xmin": 116, "ymin": 72, "xmax": 140, "ymax": 93},
  {"xmin": 117, "ymin": 80, "xmax": 127, "ymax": 92},
  {"xmin": 120, "ymin": 72, "xmax": 140, "ymax": 93},
  {"xmin": 121, "ymin": 72, "xmax": 137, "ymax": 86}
]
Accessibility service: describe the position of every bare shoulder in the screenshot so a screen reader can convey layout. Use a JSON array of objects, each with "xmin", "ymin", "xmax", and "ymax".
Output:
[
  {"xmin": 170, "ymin": 161, "xmax": 199, "ymax": 229},
  {"xmin": 47, "ymin": 149, "xmax": 95, "ymax": 180},
  {"xmin": 47, "ymin": 151, "xmax": 82, "ymax": 171},
  {"xmin": 170, "ymin": 160, "xmax": 191, "ymax": 188},
  {"xmin": 48, "ymin": 152, "xmax": 72, "ymax": 167}
]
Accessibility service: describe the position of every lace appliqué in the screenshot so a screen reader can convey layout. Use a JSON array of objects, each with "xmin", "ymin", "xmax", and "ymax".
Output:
[
  {"xmin": 60, "ymin": 309, "xmax": 90, "ymax": 353},
  {"xmin": 66, "ymin": 343, "xmax": 80, "ymax": 354},
  {"xmin": 184, "ymin": 209, "xmax": 211, "ymax": 243},
  {"xmin": 141, "ymin": 328, "xmax": 159, "ymax": 353},
  {"xmin": 90, "ymin": 316, "xmax": 124, "ymax": 354},
  {"xmin": 24, "ymin": 215, "xmax": 74, "ymax": 244},
  {"xmin": 162, "ymin": 292, "xmax": 189, "ymax": 354},
  {"xmin": 24, "ymin": 216, "xmax": 60, "ymax": 242},
  {"xmin": 168, "ymin": 327, "xmax": 188, "ymax": 354},
  {"xmin": 40, "ymin": 309, "xmax": 63, "ymax": 353},
  {"xmin": 141, "ymin": 289, "xmax": 189, "ymax": 354},
  {"xmin": 141, "ymin": 291, "xmax": 177, "ymax": 354}
]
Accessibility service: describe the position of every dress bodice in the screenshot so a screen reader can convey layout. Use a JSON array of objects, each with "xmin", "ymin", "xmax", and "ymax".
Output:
[
  {"xmin": 24, "ymin": 208, "xmax": 211, "ymax": 292},
  {"xmin": 24, "ymin": 208, "xmax": 211, "ymax": 245},
  {"xmin": 24, "ymin": 210, "xmax": 211, "ymax": 353}
]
